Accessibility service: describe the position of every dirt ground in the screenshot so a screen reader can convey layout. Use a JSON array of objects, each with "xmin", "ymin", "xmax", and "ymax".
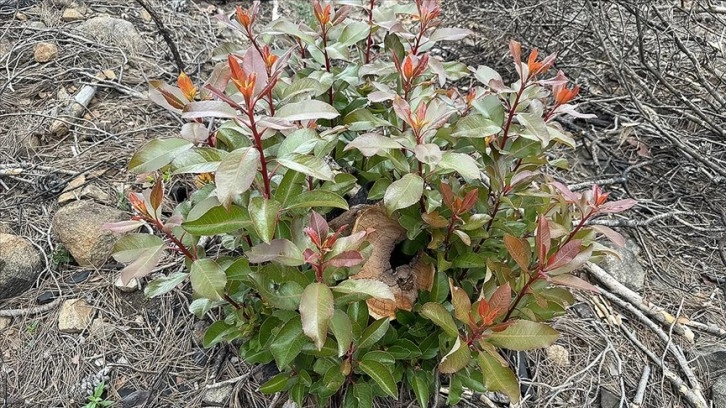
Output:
[{"xmin": 1, "ymin": 0, "xmax": 725, "ymax": 407}]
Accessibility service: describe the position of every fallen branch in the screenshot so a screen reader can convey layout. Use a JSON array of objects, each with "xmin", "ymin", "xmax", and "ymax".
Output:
[
  {"xmin": 585, "ymin": 262, "xmax": 695, "ymax": 341},
  {"xmin": 620, "ymin": 324, "xmax": 707, "ymax": 408},
  {"xmin": 49, "ymin": 73, "xmax": 102, "ymax": 137},
  {"xmin": 0, "ymin": 297, "xmax": 62, "ymax": 318},
  {"xmin": 631, "ymin": 365, "xmax": 651, "ymax": 408},
  {"xmin": 587, "ymin": 211, "xmax": 691, "ymax": 228},
  {"xmin": 133, "ymin": 0, "xmax": 184, "ymax": 74}
]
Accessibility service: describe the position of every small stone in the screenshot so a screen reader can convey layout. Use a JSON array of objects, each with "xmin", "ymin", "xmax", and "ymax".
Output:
[
  {"xmin": 114, "ymin": 275, "xmax": 139, "ymax": 292},
  {"xmin": 15, "ymin": 12, "xmax": 28, "ymax": 21},
  {"xmin": 58, "ymin": 175, "xmax": 86, "ymax": 204},
  {"xmin": 52, "ymin": 200, "xmax": 128, "ymax": 268},
  {"xmin": 33, "ymin": 42, "xmax": 59, "ymax": 63},
  {"xmin": 102, "ymin": 69, "xmax": 116, "ymax": 80},
  {"xmin": 712, "ymin": 375, "xmax": 726, "ymax": 408},
  {"xmin": 0, "ymin": 223, "xmax": 12, "ymax": 234},
  {"xmin": 121, "ymin": 390, "xmax": 150, "ymax": 408},
  {"xmin": 0, "ymin": 317, "xmax": 10, "ymax": 330},
  {"xmin": 76, "ymin": 17, "xmax": 148, "ymax": 55},
  {"xmin": 81, "ymin": 184, "xmax": 110, "ymax": 202},
  {"xmin": 599, "ymin": 387, "xmax": 621, "ymax": 408},
  {"xmin": 58, "ymin": 299, "xmax": 95, "ymax": 333},
  {"xmin": 598, "ymin": 238, "xmax": 646, "ymax": 292},
  {"xmin": 0, "ymin": 234, "xmax": 43, "ymax": 300},
  {"xmin": 546, "ymin": 344, "xmax": 570, "ymax": 367},
  {"xmin": 89, "ymin": 317, "xmax": 113, "ymax": 337},
  {"xmin": 695, "ymin": 345, "xmax": 726, "ymax": 377},
  {"xmin": 117, "ymin": 356, "xmax": 128, "ymax": 365},
  {"xmin": 62, "ymin": 8, "xmax": 84, "ymax": 21},
  {"xmin": 28, "ymin": 21, "xmax": 47, "ymax": 30},
  {"xmin": 139, "ymin": 8, "xmax": 152, "ymax": 22},
  {"xmin": 203, "ymin": 384, "xmax": 233, "ymax": 404}
]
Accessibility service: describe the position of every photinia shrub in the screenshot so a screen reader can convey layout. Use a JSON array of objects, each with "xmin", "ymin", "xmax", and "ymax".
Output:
[{"xmin": 107, "ymin": 0, "xmax": 636, "ymax": 406}]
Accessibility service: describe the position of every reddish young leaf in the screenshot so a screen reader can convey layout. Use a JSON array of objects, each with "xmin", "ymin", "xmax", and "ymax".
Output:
[
  {"xmin": 327, "ymin": 251, "xmax": 364, "ymax": 268},
  {"xmin": 228, "ymin": 55, "xmax": 245, "ymax": 82},
  {"xmin": 149, "ymin": 178, "xmax": 164, "ymax": 212},
  {"xmin": 545, "ymin": 239, "xmax": 582, "ymax": 272},
  {"xmin": 598, "ymin": 198, "xmax": 637, "ymax": 214},
  {"xmin": 535, "ymin": 215, "xmax": 551, "ymax": 265},
  {"xmin": 460, "ymin": 189, "xmax": 478, "ymax": 213},
  {"xmin": 488, "ymin": 282, "xmax": 511, "ymax": 318},
  {"xmin": 549, "ymin": 274, "xmax": 599, "ymax": 293},
  {"xmin": 504, "ymin": 234, "xmax": 531, "ymax": 272},
  {"xmin": 550, "ymin": 181, "xmax": 580, "ymax": 203},
  {"xmin": 477, "ymin": 298, "xmax": 491, "ymax": 324},
  {"xmin": 309, "ymin": 212, "xmax": 329, "ymax": 244},
  {"xmin": 439, "ymin": 183, "xmax": 455, "ymax": 210},
  {"xmin": 591, "ymin": 225, "xmax": 626, "ymax": 247}
]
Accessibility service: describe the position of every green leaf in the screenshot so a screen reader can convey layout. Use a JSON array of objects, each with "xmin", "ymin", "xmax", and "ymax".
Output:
[
  {"xmin": 250, "ymin": 272, "xmax": 304, "ymax": 310},
  {"xmin": 357, "ymin": 318, "xmax": 390, "ymax": 350},
  {"xmin": 215, "ymin": 146, "xmax": 261, "ymax": 209},
  {"xmin": 112, "ymin": 234, "xmax": 166, "ymax": 284},
  {"xmin": 259, "ymin": 372, "xmax": 291, "ymax": 394},
  {"xmin": 361, "ymin": 351, "xmax": 395, "ymax": 366},
  {"xmin": 352, "ymin": 382, "xmax": 373, "ymax": 408},
  {"xmin": 439, "ymin": 337, "xmax": 471, "ymax": 374},
  {"xmin": 247, "ymin": 239, "xmax": 305, "ymax": 266},
  {"xmin": 190, "ymin": 258, "xmax": 227, "ymax": 301},
  {"xmin": 338, "ymin": 21, "xmax": 370, "ymax": 46},
  {"xmin": 203, "ymin": 320, "xmax": 239, "ymax": 348},
  {"xmin": 451, "ymin": 114, "xmax": 501, "ymax": 138},
  {"xmin": 280, "ymin": 78, "xmax": 329, "ymax": 102},
  {"xmin": 517, "ymin": 112, "xmax": 550, "ymax": 145},
  {"xmin": 358, "ymin": 360, "xmax": 398, "ymax": 399},
  {"xmin": 437, "ymin": 152, "xmax": 481, "ymax": 180},
  {"xmin": 487, "ymin": 320, "xmax": 559, "ymax": 350},
  {"xmin": 275, "ymin": 170, "xmax": 305, "ymax": 206},
  {"xmin": 268, "ymin": 19, "xmax": 315, "ymax": 45},
  {"xmin": 277, "ymin": 153, "xmax": 335, "ymax": 181},
  {"xmin": 277, "ymin": 128, "xmax": 319, "ymax": 158},
  {"xmin": 420, "ymin": 303, "xmax": 458, "ymax": 338},
  {"xmin": 477, "ymin": 351, "xmax": 520, "ymax": 402},
  {"xmin": 277, "ymin": 100, "xmax": 339, "ymax": 121},
  {"xmin": 322, "ymin": 365, "xmax": 346, "ymax": 395},
  {"xmin": 343, "ymin": 132, "xmax": 400, "ymax": 156},
  {"xmin": 144, "ymin": 272, "xmax": 189, "ymax": 298},
  {"xmin": 384, "ymin": 173, "xmax": 424, "ymax": 214},
  {"xmin": 128, "ymin": 138, "xmax": 193, "ymax": 174},
  {"xmin": 414, "ymin": 143, "xmax": 442, "ymax": 165},
  {"xmin": 411, "ymin": 370, "xmax": 430, "ymax": 408},
  {"xmin": 112, "ymin": 233, "xmax": 165, "ymax": 263},
  {"xmin": 181, "ymin": 100, "xmax": 238, "ymax": 119},
  {"xmin": 270, "ymin": 317, "xmax": 307, "ymax": 369},
  {"xmin": 182, "ymin": 205, "xmax": 250, "ymax": 235},
  {"xmin": 249, "ymin": 197, "xmax": 281, "ymax": 244},
  {"xmin": 299, "ymin": 282, "xmax": 335, "ymax": 350},
  {"xmin": 285, "ymin": 190, "xmax": 349, "ymax": 211},
  {"xmin": 343, "ymin": 110, "xmax": 394, "ymax": 132},
  {"xmin": 503, "ymin": 234, "xmax": 531, "ymax": 271},
  {"xmin": 171, "ymin": 147, "xmax": 226, "ymax": 174},
  {"xmin": 332, "ymin": 279, "xmax": 395, "ymax": 301},
  {"xmin": 330, "ymin": 310, "xmax": 353, "ymax": 357}
]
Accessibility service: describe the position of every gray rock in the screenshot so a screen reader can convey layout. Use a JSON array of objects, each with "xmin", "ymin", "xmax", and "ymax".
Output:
[
  {"xmin": 599, "ymin": 387, "xmax": 621, "ymax": 408},
  {"xmin": 203, "ymin": 384, "xmax": 233, "ymax": 404},
  {"xmin": 76, "ymin": 16, "xmax": 148, "ymax": 55},
  {"xmin": 61, "ymin": 8, "xmax": 84, "ymax": 21},
  {"xmin": 52, "ymin": 200, "xmax": 127, "ymax": 268},
  {"xmin": 695, "ymin": 345, "xmax": 726, "ymax": 377},
  {"xmin": 0, "ymin": 233, "xmax": 43, "ymax": 300},
  {"xmin": 598, "ymin": 238, "xmax": 645, "ymax": 292},
  {"xmin": 58, "ymin": 298, "xmax": 94, "ymax": 333},
  {"xmin": 713, "ymin": 375, "xmax": 726, "ymax": 408}
]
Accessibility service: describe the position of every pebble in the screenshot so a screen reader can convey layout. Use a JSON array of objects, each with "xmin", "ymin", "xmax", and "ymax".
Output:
[{"xmin": 33, "ymin": 42, "xmax": 59, "ymax": 63}]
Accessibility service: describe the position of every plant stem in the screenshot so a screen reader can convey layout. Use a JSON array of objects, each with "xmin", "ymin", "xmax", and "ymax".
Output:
[
  {"xmin": 560, "ymin": 209, "xmax": 592, "ymax": 248},
  {"xmin": 502, "ymin": 270, "xmax": 541, "ymax": 321},
  {"xmin": 154, "ymin": 219, "xmax": 197, "ymax": 261},
  {"xmin": 499, "ymin": 82, "xmax": 529, "ymax": 149},
  {"xmin": 365, "ymin": 0, "xmax": 375, "ymax": 64},
  {"xmin": 321, "ymin": 28, "xmax": 334, "ymax": 106},
  {"xmin": 246, "ymin": 108, "xmax": 272, "ymax": 198}
]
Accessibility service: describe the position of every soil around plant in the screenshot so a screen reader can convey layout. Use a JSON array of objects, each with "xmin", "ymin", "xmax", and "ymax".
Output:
[{"xmin": 1, "ymin": 0, "xmax": 725, "ymax": 407}]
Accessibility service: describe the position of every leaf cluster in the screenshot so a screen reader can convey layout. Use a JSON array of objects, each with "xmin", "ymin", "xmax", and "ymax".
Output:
[{"xmin": 108, "ymin": 0, "xmax": 636, "ymax": 406}]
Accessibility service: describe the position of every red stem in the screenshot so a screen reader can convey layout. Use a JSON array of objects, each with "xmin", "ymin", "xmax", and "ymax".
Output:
[
  {"xmin": 246, "ymin": 108, "xmax": 272, "ymax": 198},
  {"xmin": 365, "ymin": 0, "xmax": 375, "ymax": 63},
  {"xmin": 499, "ymin": 83, "xmax": 529, "ymax": 149},
  {"xmin": 502, "ymin": 270, "xmax": 542, "ymax": 321}
]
